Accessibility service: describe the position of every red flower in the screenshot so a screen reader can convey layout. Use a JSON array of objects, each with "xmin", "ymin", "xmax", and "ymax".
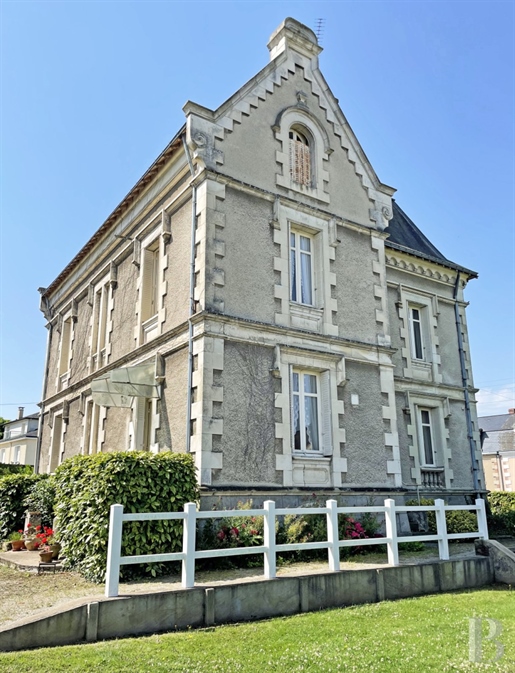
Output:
[
  {"xmin": 217, "ymin": 530, "xmax": 226, "ymax": 540},
  {"xmin": 230, "ymin": 527, "xmax": 239, "ymax": 537}
]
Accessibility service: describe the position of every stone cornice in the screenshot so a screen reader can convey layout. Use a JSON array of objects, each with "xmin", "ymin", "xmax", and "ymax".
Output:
[{"xmin": 386, "ymin": 249, "xmax": 462, "ymax": 285}]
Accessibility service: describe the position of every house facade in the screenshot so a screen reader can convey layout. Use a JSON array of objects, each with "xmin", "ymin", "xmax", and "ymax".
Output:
[
  {"xmin": 480, "ymin": 409, "xmax": 515, "ymax": 492},
  {"xmin": 37, "ymin": 18, "xmax": 484, "ymax": 506},
  {"xmin": 0, "ymin": 409, "xmax": 39, "ymax": 467}
]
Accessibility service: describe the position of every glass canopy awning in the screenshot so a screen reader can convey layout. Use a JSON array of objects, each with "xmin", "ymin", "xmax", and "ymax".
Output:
[{"xmin": 91, "ymin": 361, "xmax": 160, "ymax": 408}]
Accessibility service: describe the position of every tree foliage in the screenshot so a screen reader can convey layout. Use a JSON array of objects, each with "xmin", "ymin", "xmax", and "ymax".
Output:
[{"xmin": 0, "ymin": 473, "xmax": 47, "ymax": 539}]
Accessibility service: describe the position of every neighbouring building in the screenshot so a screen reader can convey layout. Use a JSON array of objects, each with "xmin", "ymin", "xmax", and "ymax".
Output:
[
  {"xmin": 36, "ymin": 18, "xmax": 484, "ymax": 507},
  {"xmin": 480, "ymin": 409, "xmax": 515, "ymax": 492},
  {"xmin": 0, "ymin": 408, "xmax": 39, "ymax": 467}
]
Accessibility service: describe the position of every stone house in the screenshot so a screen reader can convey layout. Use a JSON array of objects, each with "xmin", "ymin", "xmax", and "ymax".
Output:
[{"xmin": 37, "ymin": 18, "xmax": 484, "ymax": 506}]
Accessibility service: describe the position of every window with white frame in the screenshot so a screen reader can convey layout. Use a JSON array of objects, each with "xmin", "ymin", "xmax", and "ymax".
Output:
[
  {"xmin": 129, "ymin": 397, "xmax": 155, "ymax": 451},
  {"xmin": 140, "ymin": 240, "xmax": 160, "ymax": 343},
  {"xmin": 409, "ymin": 305, "xmax": 425, "ymax": 361},
  {"xmin": 91, "ymin": 282, "xmax": 110, "ymax": 370},
  {"xmin": 49, "ymin": 414, "xmax": 64, "ymax": 472},
  {"xmin": 289, "ymin": 127, "xmax": 312, "ymax": 187},
  {"xmin": 0, "ymin": 449, "xmax": 5, "ymax": 463},
  {"xmin": 416, "ymin": 407, "xmax": 436, "ymax": 466},
  {"xmin": 58, "ymin": 317, "xmax": 72, "ymax": 382},
  {"xmin": 290, "ymin": 230, "xmax": 314, "ymax": 306},
  {"xmin": 83, "ymin": 399, "xmax": 101, "ymax": 455},
  {"xmin": 291, "ymin": 369, "xmax": 322, "ymax": 452},
  {"xmin": 13, "ymin": 445, "xmax": 21, "ymax": 463}
]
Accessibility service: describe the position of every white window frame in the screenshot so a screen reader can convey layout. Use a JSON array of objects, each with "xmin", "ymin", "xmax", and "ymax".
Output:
[
  {"xmin": 291, "ymin": 368, "xmax": 322, "ymax": 453},
  {"xmin": 91, "ymin": 280, "xmax": 111, "ymax": 371},
  {"xmin": 289, "ymin": 229, "xmax": 315, "ymax": 307},
  {"xmin": 409, "ymin": 305, "xmax": 425, "ymax": 361},
  {"xmin": 129, "ymin": 397, "xmax": 159, "ymax": 453},
  {"xmin": 416, "ymin": 407, "xmax": 436, "ymax": 466},
  {"xmin": 49, "ymin": 413, "xmax": 64, "ymax": 473},
  {"xmin": 83, "ymin": 399, "xmax": 101, "ymax": 455},
  {"xmin": 399, "ymin": 290, "xmax": 440, "ymax": 383},
  {"xmin": 138, "ymin": 234, "xmax": 162, "ymax": 345},
  {"xmin": 58, "ymin": 315, "xmax": 73, "ymax": 390},
  {"xmin": 12, "ymin": 445, "xmax": 21, "ymax": 464},
  {"xmin": 0, "ymin": 448, "xmax": 5, "ymax": 463}
]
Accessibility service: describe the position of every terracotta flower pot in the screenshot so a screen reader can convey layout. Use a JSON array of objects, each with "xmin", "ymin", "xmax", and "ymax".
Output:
[
  {"xmin": 11, "ymin": 540, "xmax": 25, "ymax": 551},
  {"xmin": 50, "ymin": 543, "xmax": 61, "ymax": 560},
  {"xmin": 39, "ymin": 550, "xmax": 53, "ymax": 563}
]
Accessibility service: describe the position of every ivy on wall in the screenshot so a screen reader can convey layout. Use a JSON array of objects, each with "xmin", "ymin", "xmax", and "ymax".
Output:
[{"xmin": 0, "ymin": 474, "xmax": 47, "ymax": 539}]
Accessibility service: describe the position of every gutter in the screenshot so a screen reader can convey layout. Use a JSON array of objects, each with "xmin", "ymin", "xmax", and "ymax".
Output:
[
  {"xmin": 182, "ymin": 135, "xmax": 197, "ymax": 453},
  {"xmin": 453, "ymin": 271, "xmax": 480, "ymax": 495}
]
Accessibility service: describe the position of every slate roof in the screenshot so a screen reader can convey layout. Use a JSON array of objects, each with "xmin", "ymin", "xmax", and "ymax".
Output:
[
  {"xmin": 479, "ymin": 413, "xmax": 515, "ymax": 433},
  {"xmin": 385, "ymin": 201, "xmax": 477, "ymax": 278}
]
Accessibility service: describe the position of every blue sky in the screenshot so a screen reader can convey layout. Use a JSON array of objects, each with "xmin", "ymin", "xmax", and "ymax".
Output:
[{"xmin": 1, "ymin": 0, "xmax": 513, "ymax": 420}]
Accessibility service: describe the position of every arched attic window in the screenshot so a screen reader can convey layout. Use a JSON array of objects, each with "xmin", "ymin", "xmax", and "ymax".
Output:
[{"xmin": 289, "ymin": 126, "xmax": 312, "ymax": 187}]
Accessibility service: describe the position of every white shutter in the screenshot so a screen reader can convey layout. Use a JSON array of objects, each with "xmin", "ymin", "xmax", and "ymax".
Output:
[{"xmin": 320, "ymin": 371, "xmax": 333, "ymax": 456}]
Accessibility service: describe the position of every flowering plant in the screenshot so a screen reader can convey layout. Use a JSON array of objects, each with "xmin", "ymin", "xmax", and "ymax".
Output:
[
  {"xmin": 35, "ymin": 526, "xmax": 56, "ymax": 549},
  {"xmin": 8, "ymin": 530, "xmax": 24, "ymax": 541}
]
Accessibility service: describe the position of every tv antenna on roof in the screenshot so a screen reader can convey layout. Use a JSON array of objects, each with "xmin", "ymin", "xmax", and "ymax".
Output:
[{"xmin": 315, "ymin": 18, "xmax": 325, "ymax": 43}]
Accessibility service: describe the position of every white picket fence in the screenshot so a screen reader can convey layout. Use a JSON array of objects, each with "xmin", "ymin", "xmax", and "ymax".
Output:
[{"xmin": 105, "ymin": 498, "xmax": 489, "ymax": 598}]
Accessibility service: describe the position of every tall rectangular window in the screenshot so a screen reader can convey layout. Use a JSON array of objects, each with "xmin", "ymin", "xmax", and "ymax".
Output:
[
  {"xmin": 59, "ymin": 318, "xmax": 72, "ymax": 377},
  {"xmin": 418, "ymin": 407, "xmax": 435, "ymax": 466},
  {"xmin": 290, "ymin": 231, "xmax": 313, "ymax": 305},
  {"xmin": 84, "ymin": 400, "xmax": 100, "ymax": 455},
  {"xmin": 49, "ymin": 415, "xmax": 63, "ymax": 472},
  {"xmin": 292, "ymin": 369, "xmax": 320, "ymax": 452},
  {"xmin": 409, "ymin": 306, "xmax": 424, "ymax": 360},
  {"xmin": 13, "ymin": 446, "xmax": 21, "ymax": 463},
  {"xmin": 91, "ymin": 283, "xmax": 110, "ymax": 370},
  {"xmin": 141, "ymin": 242, "xmax": 160, "ymax": 323}
]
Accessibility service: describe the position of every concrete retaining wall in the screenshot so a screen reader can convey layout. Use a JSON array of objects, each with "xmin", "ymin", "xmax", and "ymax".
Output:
[{"xmin": 0, "ymin": 557, "xmax": 494, "ymax": 652}]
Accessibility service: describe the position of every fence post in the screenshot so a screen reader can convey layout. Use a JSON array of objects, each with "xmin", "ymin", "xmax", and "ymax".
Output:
[
  {"xmin": 326, "ymin": 499, "xmax": 340, "ymax": 572},
  {"xmin": 434, "ymin": 499, "xmax": 449, "ymax": 560},
  {"xmin": 384, "ymin": 499, "xmax": 399, "ymax": 566},
  {"xmin": 105, "ymin": 504, "xmax": 124, "ymax": 598},
  {"xmin": 263, "ymin": 500, "xmax": 276, "ymax": 579},
  {"xmin": 475, "ymin": 498, "xmax": 489, "ymax": 540},
  {"xmin": 182, "ymin": 502, "xmax": 197, "ymax": 589}
]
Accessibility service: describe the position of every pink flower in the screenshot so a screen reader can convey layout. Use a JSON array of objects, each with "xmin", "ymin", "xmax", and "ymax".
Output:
[
  {"xmin": 217, "ymin": 530, "xmax": 226, "ymax": 540},
  {"xmin": 231, "ymin": 527, "xmax": 239, "ymax": 536}
]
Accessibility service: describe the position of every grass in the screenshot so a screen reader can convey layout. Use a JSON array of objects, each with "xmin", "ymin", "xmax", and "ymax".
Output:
[{"xmin": 0, "ymin": 587, "xmax": 514, "ymax": 672}]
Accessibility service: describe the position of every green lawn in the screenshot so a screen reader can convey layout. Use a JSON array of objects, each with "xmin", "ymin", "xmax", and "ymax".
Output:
[{"xmin": 1, "ymin": 587, "xmax": 514, "ymax": 672}]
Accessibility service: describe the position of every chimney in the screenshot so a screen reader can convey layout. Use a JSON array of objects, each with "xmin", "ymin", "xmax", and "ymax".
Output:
[
  {"xmin": 18, "ymin": 407, "xmax": 24, "ymax": 420},
  {"xmin": 509, "ymin": 409, "xmax": 515, "ymax": 415}
]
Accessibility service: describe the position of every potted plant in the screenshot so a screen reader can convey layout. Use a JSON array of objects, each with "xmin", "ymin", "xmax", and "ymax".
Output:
[
  {"xmin": 8, "ymin": 531, "xmax": 25, "ymax": 551},
  {"xmin": 36, "ymin": 526, "xmax": 60, "ymax": 560},
  {"xmin": 23, "ymin": 525, "xmax": 41, "ymax": 552},
  {"xmin": 38, "ymin": 545, "xmax": 54, "ymax": 563}
]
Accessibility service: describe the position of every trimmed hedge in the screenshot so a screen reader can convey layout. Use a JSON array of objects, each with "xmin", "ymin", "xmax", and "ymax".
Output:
[
  {"xmin": 406, "ymin": 498, "xmax": 478, "ymax": 535},
  {"xmin": 0, "ymin": 473, "xmax": 47, "ymax": 539},
  {"xmin": 0, "ymin": 464, "xmax": 33, "ymax": 477},
  {"xmin": 488, "ymin": 491, "xmax": 515, "ymax": 535},
  {"xmin": 53, "ymin": 452, "xmax": 199, "ymax": 583}
]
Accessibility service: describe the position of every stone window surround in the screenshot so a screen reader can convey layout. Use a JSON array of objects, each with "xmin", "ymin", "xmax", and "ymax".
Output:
[
  {"xmin": 56, "ymin": 311, "xmax": 75, "ymax": 393},
  {"xmin": 134, "ymin": 227, "xmax": 168, "ymax": 347},
  {"xmin": 128, "ymin": 396, "xmax": 160, "ymax": 453},
  {"xmin": 274, "ymin": 105, "xmax": 331, "ymax": 204},
  {"xmin": 274, "ymin": 203, "xmax": 338, "ymax": 336},
  {"xmin": 406, "ymin": 391, "xmax": 452, "ymax": 488},
  {"xmin": 88, "ymin": 275, "xmax": 114, "ymax": 374},
  {"xmin": 274, "ymin": 346, "xmax": 347, "ymax": 487},
  {"xmin": 398, "ymin": 287, "xmax": 441, "ymax": 383}
]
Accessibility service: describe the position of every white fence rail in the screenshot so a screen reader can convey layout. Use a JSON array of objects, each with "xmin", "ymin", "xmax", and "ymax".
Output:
[{"xmin": 105, "ymin": 498, "xmax": 489, "ymax": 598}]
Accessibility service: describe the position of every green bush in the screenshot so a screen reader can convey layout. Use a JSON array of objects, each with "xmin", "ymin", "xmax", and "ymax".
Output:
[
  {"xmin": 23, "ymin": 475, "xmax": 56, "ymax": 528},
  {"xmin": 0, "ymin": 473, "xmax": 47, "ymax": 539},
  {"xmin": 197, "ymin": 499, "xmax": 382, "ymax": 568},
  {"xmin": 0, "ymin": 465, "xmax": 33, "ymax": 477},
  {"xmin": 406, "ymin": 498, "xmax": 478, "ymax": 535},
  {"xmin": 488, "ymin": 492, "xmax": 515, "ymax": 535},
  {"xmin": 53, "ymin": 452, "xmax": 199, "ymax": 583}
]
